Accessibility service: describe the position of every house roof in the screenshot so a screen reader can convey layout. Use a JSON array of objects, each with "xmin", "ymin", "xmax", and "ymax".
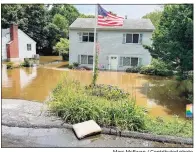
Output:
[
  {"xmin": 2, "ymin": 28, "xmax": 36, "ymax": 43},
  {"xmin": 69, "ymin": 18, "xmax": 155, "ymax": 31}
]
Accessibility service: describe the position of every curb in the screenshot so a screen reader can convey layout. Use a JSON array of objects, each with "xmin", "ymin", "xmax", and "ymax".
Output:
[{"xmin": 2, "ymin": 122, "xmax": 193, "ymax": 145}]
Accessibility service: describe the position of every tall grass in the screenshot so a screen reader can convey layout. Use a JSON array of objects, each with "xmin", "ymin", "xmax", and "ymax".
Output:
[
  {"xmin": 49, "ymin": 75, "xmax": 193, "ymax": 137},
  {"xmin": 49, "ymin": 75, "xmax": 146, "ymax": 131}
]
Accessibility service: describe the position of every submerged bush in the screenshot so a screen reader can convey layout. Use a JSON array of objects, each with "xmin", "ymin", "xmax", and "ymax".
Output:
[
  {"xmin": 85, "ymin": 84, "xmax": 129, "ymax": 101},
  {"xmin": 6, "ymin": 62, "xmax": 14, "ymax": 69},
  {"xmin": 126, "ymin": 67, "xmax": 141, "ymax": 73},
  {"xmin": 68, "ymin": 64, "xmax": 74, "ymax": 69},
  {"xmin": 140, "ymin": 59, "xmax": 173, "ymax": 76},
  {"xmin": 20, "ymin": 58, "xmax": 35, "ymax": 67},
  {"xmin": 73, "ymin": 62, "xmax": 79, "ymax": 67}
]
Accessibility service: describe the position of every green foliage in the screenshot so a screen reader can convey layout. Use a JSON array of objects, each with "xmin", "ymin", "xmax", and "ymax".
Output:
[
  {"xmin": 126, "ymin": 67, "xmax": 141, "ymax": 73},
  {"xmin": 49, "ymin": 76, "xmax": 193, "ymax": 137},
  {"xmin": 85, "ymin": 84, "xmax": 129, "ymax": 101},
  {"xmin": 140, "ymin": 59, "xmax": 173, "ymax": 76},
  {"xmin": 73, "ymin": 62, "xmax": 79, "ymax": 67},
  {"xmin": 52, "ymin": 14, "xmax": 68, "ymax": 37},
  {"xmin": 145, "ymin": 117, "xmax": 192, "ymax": 138},
  {"xmin": 68, "ymin": 64, "xmax": 74, "ymax": 69},
  {"xmin": 145, "ymin": 5, "xmax": 193, "ymax": 76},
  {"xmin": 54, "ymin": 38, "xmax": 69, "ymax": 55},
  {"xmin": 49, "ymin": 76, "xmax": 146, "ymax": 131},
  {"xmin": 142, "ymin": 10, "xmax": 163, "ymax": 29},
  {"xmin": 1, "ymin": 4, "xmax": 80, "ymax": 52},
  {"xmin": 6, "ymin": 62, "xmax": 14, "ymax": 69},
  {"xmin": 79, "ymin": 14, "xmax": 95, "ymax": 18}
]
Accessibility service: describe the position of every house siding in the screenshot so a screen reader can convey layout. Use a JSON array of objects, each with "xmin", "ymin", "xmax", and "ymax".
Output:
[
  {"xmin": 18, "ymin": 29, "xmax": 36, "ymax": 59},
  {"xmin": 69, "ymin": 30, "xmax": 152, "ymax": 71}
]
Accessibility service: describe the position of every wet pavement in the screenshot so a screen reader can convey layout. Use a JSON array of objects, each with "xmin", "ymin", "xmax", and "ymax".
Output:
[
  {"xmin": 2, "ymin": 99, "xmax": 192, "ymax": 148},
  {"xmin": 2, "ymin": 126, "xmax": 192, "ymax": 148}
]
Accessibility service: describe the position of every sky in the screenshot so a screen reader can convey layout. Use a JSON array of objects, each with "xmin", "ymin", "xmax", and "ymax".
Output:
[{"xmin": 74, "ymin": 5, "xmax": 163, "ymax": 19}]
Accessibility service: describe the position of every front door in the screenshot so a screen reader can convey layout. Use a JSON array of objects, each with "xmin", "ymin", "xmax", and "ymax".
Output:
[{"xmin": 109, "ymin": 56, "xmax": 118, "ymax": 70}]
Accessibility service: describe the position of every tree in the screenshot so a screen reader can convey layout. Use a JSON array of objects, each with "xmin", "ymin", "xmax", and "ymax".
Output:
[
  {"xmin": 53, "ymin": 38, "xmax": 69, "ymax": 56},
  {"xmin": 145, "ymin": 4, "xmax": 193, "ymax": 79},
  {"xmin": 79, "ymin": 14, "xmax": 95, "ymax": 18},
  {"xmin": 142, "ymin": 10, "xmax": 163, "ymax": 29},
  {"xmin": 49, "ymin": 4, "xmax": 80, "ymax": 25}
]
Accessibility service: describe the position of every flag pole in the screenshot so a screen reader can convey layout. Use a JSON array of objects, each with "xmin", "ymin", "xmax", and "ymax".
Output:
[{"xmin": 92, "ymin": 4, "xmax": 98, "ymax": 75}]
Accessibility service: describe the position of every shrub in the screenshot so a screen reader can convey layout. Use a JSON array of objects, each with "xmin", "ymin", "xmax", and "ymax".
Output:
[
  {"xmin": 140, "ymin": 59, "xmax": 173, "ymax": 76},
  {"xmin": 6, "ymin": 62, "xmax": 14, "ymax": 69},
  {"xmin": 68, "ymin": 64, "xmax": 74, "ymax": 69},
  {"xmin": 126, "ymin": 67, "xmax": 141, "ymax": 73},
  {"xmin": 49, "ymin": 76, "xmax": 146, "ymax": 131},
  {"xmin": 73, "ymin": 62, "xmax": 79, "ymax": 67},
  {"xmin": 85, "ymin": 84, "xmax": 129, "ymax": 101}
]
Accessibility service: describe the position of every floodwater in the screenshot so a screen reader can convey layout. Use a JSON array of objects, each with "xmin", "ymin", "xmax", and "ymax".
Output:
[{"xmin": 2, "ymin": 60, "xmax": 189, "ymax": 120}]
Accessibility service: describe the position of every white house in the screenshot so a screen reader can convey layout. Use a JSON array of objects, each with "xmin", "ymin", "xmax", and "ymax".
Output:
[
  {"xmin": 2, "ymin": 24, "xmax": 36, "ymax": 62},
  {"xmin": 69, "ymin": 18, "xmax": 155, "ymax": 71}
]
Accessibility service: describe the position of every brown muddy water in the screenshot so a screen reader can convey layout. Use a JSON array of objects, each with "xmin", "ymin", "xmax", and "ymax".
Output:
[{"xmin": 2, "ymin": 61, "xmax": 189, "ymax": 120}]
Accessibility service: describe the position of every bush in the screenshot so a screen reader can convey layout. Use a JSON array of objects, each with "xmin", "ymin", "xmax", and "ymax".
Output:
[
  {"xmin": 6, "ymin": 62, "xmax": 14, "ymax": 69},
  {"xmin": 140, "ymin": 59, "xmax": 173, "ymax": 76},
  {"xmin": 85, "ymin": 84, "xmax": 129, "ymax": 101},
  {"xmin": 68, "ymin": 64, "xmax": 74, "ymax": 69},
  {"xmin": 73, "ymin": 62, "xmax": 79, "ymax": 67},
  {"xmin": 49, "ymin": 76, "xmax": 146, "ymax": 131},
  {"xmin": 126, "ymin": 67, "xmax": 141, "ymax": 73}
]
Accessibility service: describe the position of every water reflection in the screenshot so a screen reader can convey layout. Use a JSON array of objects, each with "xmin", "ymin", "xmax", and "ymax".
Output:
[{"xmin": 2, "ymin": 64, "xmax": 189, "ymax": 119}]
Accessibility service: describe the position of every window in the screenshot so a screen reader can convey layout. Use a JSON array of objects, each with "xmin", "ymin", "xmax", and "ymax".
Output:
[
  {"xmin": 120, "ymin": 57, "xmax": 139, "ymax": 66},
  {"xmin": 126, "ymin": 34, "xmax": 132, "ymax": 43},
  {"xmin": 133, "ymin": 34, "xmax": 139, "ymax": 43},
  {"xmin": 82, "ymin": 33, "xmax": 88, "ymax": 42},
  {"xmin": 81, "ymin": 55, "xmax": 88, "ymax": 64},
  {"xmin": 80, "ymin": 55, "xmax": 93, "ymax": 65},
  {"xmin": 131, "ymin": 57, "xmax": 138, "ymax": 66},
  {"xmin": 82, "ymin": 32, "xmax": 94, "ymax": 42},
  {"xmin": 123, "ymin": 57, "xmax": 131, "ymax": 66},
  {"xmin": 125, "ymin": 34, "xmax": 139, "ymax": 43},
  {"xmin": 27, "ymin": 44, "xmax": 31, "ymax": 51},
  {"xmin": 88, "ymin": 55, "xmax": 93, "ymax": 64}
]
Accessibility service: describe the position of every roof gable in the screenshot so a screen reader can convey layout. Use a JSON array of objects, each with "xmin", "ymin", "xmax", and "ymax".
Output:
[{"xmin": 70, "ymin": 18, "xmax": 155, "ymax": 31}]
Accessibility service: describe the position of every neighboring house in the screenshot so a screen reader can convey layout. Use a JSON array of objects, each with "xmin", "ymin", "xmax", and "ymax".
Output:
[
  {"xmin": 69, "ymin": 18, "xmax": 155, "ymax": 71},
  {"xmin": 2, "ymin": 24, "xmax": 36, "ymax": 62}
]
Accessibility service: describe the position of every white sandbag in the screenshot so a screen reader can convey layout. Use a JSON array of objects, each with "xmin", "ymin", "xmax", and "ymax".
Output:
[{"xmin": 73, "ymin": 120, "xmax": 102, "ymax": 139}]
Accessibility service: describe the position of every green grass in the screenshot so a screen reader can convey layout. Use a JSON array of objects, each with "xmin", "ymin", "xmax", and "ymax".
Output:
[{"xmin": 48, "ymin": 75, "xmax": 193, "ymax": 138}]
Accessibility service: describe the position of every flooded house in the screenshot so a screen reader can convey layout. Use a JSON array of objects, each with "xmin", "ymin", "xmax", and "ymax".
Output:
[
  {"xmin": 69, "ymin": 18, "xmax": 154, "ymax": 71},
  {"xmin": 2, "ymin": 24, "xmax": 36, "ymax": 62}
]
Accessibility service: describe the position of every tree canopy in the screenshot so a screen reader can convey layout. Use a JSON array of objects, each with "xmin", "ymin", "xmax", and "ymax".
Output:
[
  {"xmin": 144, "ymin": 4, "xmax": 193, "ymax": 77},
  {"xmin": 142, "ymin": 10, "xmax": 162, "ymax": 29},
  {"xmin": 1, "ymin": 4, "xmax": 91, "ymax": 54}
]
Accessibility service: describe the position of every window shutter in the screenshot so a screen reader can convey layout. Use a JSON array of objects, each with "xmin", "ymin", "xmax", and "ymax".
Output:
[
  {"xmin": 78, "ymin": 32, "xmax": 82, "ymax": 42},
  {"xmin": 78, "ymin": 55, "xmax": 81, "ymax": 64},
  {"xmin": 119, "ymin": 57, "xmax": 123, "ymax": 66},
  {"xmin": 138, "ymin": 58, "xmax": 142, "ymax": 66},
  {"xmin": 122, "ymin": 34, "xmax": 126, "ymax": 44},
  {"xmin": 139, "ymin": 33, "xmax": 143, "ymax": 44}
]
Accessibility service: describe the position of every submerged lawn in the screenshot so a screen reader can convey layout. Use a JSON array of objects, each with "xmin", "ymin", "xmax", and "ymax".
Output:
[{"xmin": 48, "ymin": 75, "xmax": 193, "ymax": 138}]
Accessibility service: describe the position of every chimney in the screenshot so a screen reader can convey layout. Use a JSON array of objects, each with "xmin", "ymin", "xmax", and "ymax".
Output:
[
  {"xmin": 125, "ymin": 15, "xmax": 127, "ymax": 19},
  {"xmin": 7, "ymin": 24, "xmax": 19, "ymax": 61}
]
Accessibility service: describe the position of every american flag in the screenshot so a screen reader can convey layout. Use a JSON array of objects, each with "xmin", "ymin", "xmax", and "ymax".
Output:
[{"xmin": 97, "ymin": 5, "xmax": 124, "ymax": 26}]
